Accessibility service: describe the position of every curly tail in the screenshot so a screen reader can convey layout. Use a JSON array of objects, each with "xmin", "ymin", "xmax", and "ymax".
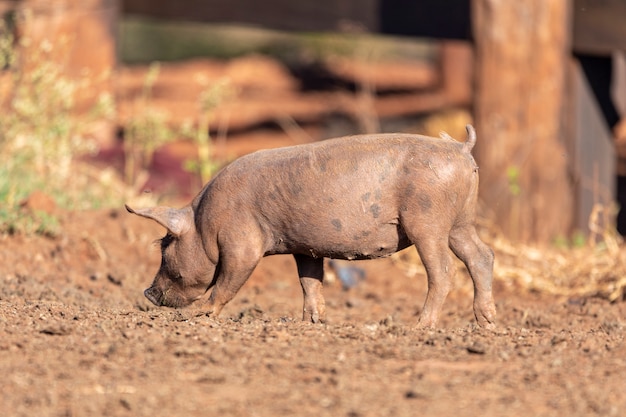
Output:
[{"xmin": 462, "ymin": 124, "xmax": 477, "ymax": 154}]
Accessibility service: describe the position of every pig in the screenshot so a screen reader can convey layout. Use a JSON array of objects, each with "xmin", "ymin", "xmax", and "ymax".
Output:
[{"xmin": 126, "ymin": 125, "xmax": 496, "ymax": 328}]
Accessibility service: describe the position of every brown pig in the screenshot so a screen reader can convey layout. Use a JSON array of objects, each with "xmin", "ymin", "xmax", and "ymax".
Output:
[{"xmin": 126, "ymin": 125, "xmax": 495, "ymax": 328}]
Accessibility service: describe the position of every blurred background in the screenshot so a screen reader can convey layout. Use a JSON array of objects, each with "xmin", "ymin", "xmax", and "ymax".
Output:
[{"xmin": 1, "ymin": 0, "xmax": 625, "ymax": 245}]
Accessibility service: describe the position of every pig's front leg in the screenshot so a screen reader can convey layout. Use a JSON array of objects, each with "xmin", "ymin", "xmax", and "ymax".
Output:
[
  {"xmin": 294, "ymin": 254, "xmax": 326, "ymax": 323},
  {"xmin": 198, "ymin": 237, "xmax": 263, "ymax": 318}
]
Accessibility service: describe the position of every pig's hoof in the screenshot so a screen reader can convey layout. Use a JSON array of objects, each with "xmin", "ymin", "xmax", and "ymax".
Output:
[
  {"xmin": 474, "ymin": 304, "xmax": 496, "ymax": 330},
  {"xmin": 477, "ymin": 317, "xmax": 496, "ymax": 330},
  {"xmin": 303, "ymin": 311, "xmax": 325, "ymax": 324},
  {"xmin": 482, "ymin": 321, "xmax": 496, "ymax": 330},
  {"xmin": 309, "ymin": 315, "xmax": 323, "ymax": 324},
  {"xmin": 415, "ymin": 316, "xmax": 437, "ymax": 329},
  {"xmin": 302, "ymin": 304, "xmax": 326, "ymax": 323},
  {"xmin": 187, "ymin": 304, "xmax": 218, "ymax": 319}
]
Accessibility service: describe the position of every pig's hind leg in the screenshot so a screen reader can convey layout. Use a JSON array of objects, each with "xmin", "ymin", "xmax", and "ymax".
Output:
[
  {"xmin": 448, "ymin": 224, "xmax": 496, "ymax": 329},
  {"xmin": 410, "ymin": 234, "xmax": 456, "ymax": 329},
  {"xmin": 294, "ymin": 254, "xmax": 326, "ymax": 323}
]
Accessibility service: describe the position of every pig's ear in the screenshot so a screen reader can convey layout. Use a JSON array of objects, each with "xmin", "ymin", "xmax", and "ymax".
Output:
[{"xmin": 125, "ymin": 204, "xmax": 192, "ymax": 237}]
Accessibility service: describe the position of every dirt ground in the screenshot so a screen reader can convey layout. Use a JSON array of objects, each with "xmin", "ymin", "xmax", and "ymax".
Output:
[
  {"xmin": 1, "ymin": 207, "xmax": 626, "ymax": 417},
  {"xmin": 2, "ymin": 55, "xmax": 626, "ymax": 416}
]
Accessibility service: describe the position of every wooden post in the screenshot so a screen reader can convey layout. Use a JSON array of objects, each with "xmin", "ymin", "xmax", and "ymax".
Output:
[
  {"xmin": 15, "ymin": 0, "xmax": 118, "ymax": 143},
  {"xmin": 472, "ymin": 0, "xmax": 573, "ymax": 242}
]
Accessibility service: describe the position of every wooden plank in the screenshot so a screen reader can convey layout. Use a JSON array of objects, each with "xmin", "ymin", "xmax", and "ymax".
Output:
[
  {"xmin": 122, "ymin": 0, "xmax": 378, "ymax": 32},
  {"xmin": 121, "ymin": 0, "xmax": 473, "ymax": 39},
  {"xmin": 573, "ymin": 0, "xmax": 626, "ymax": 54},
  {"xmin": 566, "ymin": 59, "xmax": 615, "ymax": 236},
  {"xmin": 122, "ymin": 0, "xmax": 626, "ymax": 54}
]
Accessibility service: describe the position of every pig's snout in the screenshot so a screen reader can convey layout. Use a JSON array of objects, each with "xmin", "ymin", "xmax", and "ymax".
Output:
[
  {"xmin": 144, "ymin": 286, "xmax": 163, "ymax": 306},
  {"xmin": 144, "ymin": 286, "xmax": 193, "ymax": 308}
]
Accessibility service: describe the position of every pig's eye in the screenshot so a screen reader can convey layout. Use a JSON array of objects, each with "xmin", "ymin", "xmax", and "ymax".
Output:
[{"xmin": 159, "ymin": 234, "xmax": 175, "ymax": 250}]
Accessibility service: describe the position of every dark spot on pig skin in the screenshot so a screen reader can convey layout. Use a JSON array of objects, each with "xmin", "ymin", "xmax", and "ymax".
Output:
[
  {"xmin": 288, "ymin": 182, "xmax": 303, "ymax": 196},
  {"xmin": 353, "ymin": 230, "xmax": 372, "ymax": 241},
  {"xmin": 405, "ymin": 183, "xmax": 416, "ymax": 197},
  {"xmin": 315, "ymin": 152, "xmax": 331, "ymax": 172},
  {"xmin": 417, "ymin": 193, "xmax": 432, "ymax": 211},
  {"xmin": 331, "ymin": 219, "xmax": 342, "ymax": 231},
  {"xmin": 370, "ymin": 204, "xmax": 381, "ymax": 219},
  {"xmin": 361, "ymin": 192, "xmax": 371, "ymax": 202}
]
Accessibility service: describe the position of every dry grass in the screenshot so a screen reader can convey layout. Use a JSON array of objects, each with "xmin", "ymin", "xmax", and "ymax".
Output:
[
  {"xmin": 486, "ymin": 204, "xmax": 626, "ymax": 302},
  {"xmin": 392, "ymin": 206, "xmax": 626, "ymax": 302}
]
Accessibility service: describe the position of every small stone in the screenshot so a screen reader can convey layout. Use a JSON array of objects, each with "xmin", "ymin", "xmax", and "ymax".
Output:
[{"xmin": 467, "ymin": 342, "xmax": 486, "ymax": 354}]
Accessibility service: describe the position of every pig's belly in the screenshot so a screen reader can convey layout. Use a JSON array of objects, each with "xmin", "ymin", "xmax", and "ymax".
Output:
[{"xmin": 273, "ymin": 222, "xmax": 413, "ymax": 260}]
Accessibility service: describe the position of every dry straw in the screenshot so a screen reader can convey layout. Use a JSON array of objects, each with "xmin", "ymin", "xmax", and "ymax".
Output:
[{"xmin": 392, "ymin": 203, "xmax": 626, "ymax": 302}]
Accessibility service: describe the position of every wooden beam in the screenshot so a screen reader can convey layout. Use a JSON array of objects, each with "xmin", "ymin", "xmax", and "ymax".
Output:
[
  {"xmin": 566, "ymin": 59, "xmax": 615, "ymax": 237},
  {"xmin": 573, "ymin": 0, "xmax": 626, "ymax": 54},
  {"xmin": 121, "ymin": 0, "xmax": 626, "ymax": 54},
  {"xmin": 472, "ymin": 0, "xmax": 573, "ymax": 242},
  {"xmin": 122, "ymin": 0, "xmax": 378, "ymax": 32}
]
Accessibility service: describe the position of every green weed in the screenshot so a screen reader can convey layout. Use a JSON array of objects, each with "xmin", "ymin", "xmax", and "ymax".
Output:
[
  {"xmin": 182, "ymin": 77, "xmax": 235, "ymax": 185},
  {"xmin": 123, "ymin": 62, "xmax": 175, "ymax": 187},
  {"xmin": 0, "ymin": 16, "xmax": 117, "ymax": 235},
  {"xmin": 506, "ymin": 165, "xmax": 522, "ymax": 197}
]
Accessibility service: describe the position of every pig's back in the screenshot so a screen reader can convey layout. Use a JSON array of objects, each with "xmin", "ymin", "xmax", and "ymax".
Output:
[
  {"xmin": 223, "ymin": 133, "xmax": 468, "ymax": 181},
  {"xmin": 200, "ymin": 133, "xmax": 476, "ymax": 259}
]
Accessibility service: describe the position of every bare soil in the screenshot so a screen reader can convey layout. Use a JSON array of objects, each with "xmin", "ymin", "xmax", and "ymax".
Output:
[
  {"xmin": 3, "ymin": 56, "xmax": 626, "ymax": 416},
  {"xmin": 1, "ymin": 208, "xmax": 626, "ymax": 417}
]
